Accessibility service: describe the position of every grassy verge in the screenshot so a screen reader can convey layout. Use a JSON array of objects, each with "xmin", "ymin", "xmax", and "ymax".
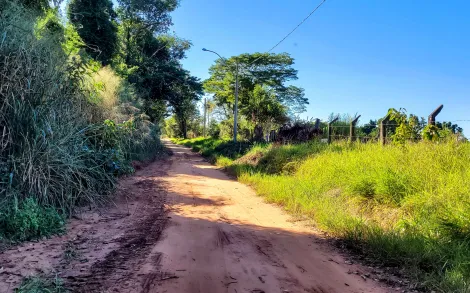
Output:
[{"xmin": 174, "ymin": 137, "xmax": 470, "ymax": 292}]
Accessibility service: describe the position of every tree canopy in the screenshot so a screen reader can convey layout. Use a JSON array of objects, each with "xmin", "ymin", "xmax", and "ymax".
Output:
[
  {"xmin": 204, "ymin": 52, "xmax": 308, "ymax": 128},
  {"xmin": 68, "ymin": 0, "xmax": 118, "ymax": 64}
]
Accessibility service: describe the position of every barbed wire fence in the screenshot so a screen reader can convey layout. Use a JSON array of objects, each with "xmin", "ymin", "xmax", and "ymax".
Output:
[{"xmin": 268, "ymin": 104, "xmax": 467, "ymax": 145}]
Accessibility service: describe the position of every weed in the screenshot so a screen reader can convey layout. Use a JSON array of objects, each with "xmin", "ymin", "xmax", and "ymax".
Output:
[
  {"xmin": 15, "ymin": 276, "xmax": 67, "ymax": 293},
  {"xmin": 62, "ymin": 241, "xmax": 79, "ymax": 262},
  {"xmin": 0, "ymin": 198, "xmax": 65, "ymax": 242}
]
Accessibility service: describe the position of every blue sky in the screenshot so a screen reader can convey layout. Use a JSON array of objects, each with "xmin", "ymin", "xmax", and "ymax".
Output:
[{"xmin": 171, "ymin": 0, "xmax": 470, "ymax": 133}]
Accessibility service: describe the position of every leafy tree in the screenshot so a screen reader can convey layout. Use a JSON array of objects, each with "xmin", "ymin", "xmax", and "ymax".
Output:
[
  {"xmin": 111, "ymin": 0, "xmax": 197, "ymax": 126},
  {"xmin": 68, "ymin": 0, "xmax": 118, "ymax": 65},
  {"xmin": 17, "ymin": 0, "xmax": 49, "ymax": 11},
  {"xmin": 436, "ymin": 121, "xmax": 463, "ymax": 134},
  {"xmin": 116, "ymin": 0, "xmax": 179, "ymax": 65},
  {"xmin": 242, "ymin": 85, "xmax": 288, "ymax": 125},
  {"xmin": 204, "ymin": 52, "xmax": 307, "ymax": 135},
  {"xmin": 423, "ymin": 121, "xmax": 464, "ymax": 141},
  {"xmin": 208, "ymin": 119, "xmax": 220, "ymax": 138},
  {"xmin": 167, "ymin": 74, "xmax": 203, "ymax": 138},
  {"xmin": 388, "ymin": 108, "xmax": 425, "ymax": 143},
  {"xmin": 361, "ymin": 120, "xmax": 378, "ymax": 136}
]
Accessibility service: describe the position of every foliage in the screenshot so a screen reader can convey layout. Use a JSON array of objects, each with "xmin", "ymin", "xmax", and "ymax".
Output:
[
  {"xmin": 0, "ymin": 1, "xmax": 164, "ymax": 243},
  {"xmin": 0, "ymin": 2, "xmax": 116, "ymax": 211},
  {"xmin": 68, "ymin": 0, "xmax": 118, "ymax": 64},
  {"xmin": 117, "ymin": 0, "xmax": 179, "ymax": 33},
  {"xmin": 0, "ymin": 198, "xmax": 65, "ymax": 242},
  {"xmin": 208, "ymin": 120, "xmax": 221, "ymax": 138},
  {"xmin": 174, "ymin": 137, "xmax": 470, "ymax": 292},
  {"xmin": 241, "ymin": 84, "xmax": 288, "ymax": 125},
  {"xmin": 164, "ymin": 116, "xmax": 179, "ymax": 138},
  {"xmin": 16, "ymin": 276, "xmax": 67, "ymax": 293},
  {"xmin": 204, "ymin": 52, "xmax": 307, "ymax": 137},
  {"xmin": 423, "ymin": 121, "xmax": 465, "ymax": 141},
  {"xmin": 388, "ymin": 108, "xmax": 425, "ymax": 143},
  {"xmin": 15, "ymin": 0, "xmax": 50, "ymax": 12},
  {"xmin": 168, "ymin": 74, "xmax": 203, "ymax": 138},
  {"xmin": 437, "ymin": 121, "xmax": 463, "ymax": 134},
  {"xmin": 359, "ymin": 119, "xmax": 378, "ymax": 137},
  {"xmin": 276, "ymin": 120, "xmax": 323, "ymax": 143}
]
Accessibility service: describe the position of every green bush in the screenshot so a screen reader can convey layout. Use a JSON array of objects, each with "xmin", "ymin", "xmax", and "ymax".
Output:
[
  {"xmin": 0, "ymin": 198, "xmax": 65, "ymax": 242},
  {"xmin": 208, "ymin": 120, "xmax": 220, "ymax": 138},
  {"xmin": 0, "ymin": 2, "xmax": 116, "ymax": 212},
  {"xmin": 16, "ymin": 276, "xmax": 67, "ymax": 293},
  {"xmin": 0, "ymin": 1, "xmax": 163, "ymax": 242}
]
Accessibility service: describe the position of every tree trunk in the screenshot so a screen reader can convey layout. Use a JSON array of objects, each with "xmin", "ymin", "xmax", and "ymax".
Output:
[
  {"xmin": 182, "ymin": 119, "xmax": 187, "ymax": 139},
  {"xmin": 125, "ymin": 25, "xmax": 131, "ymax": 65}
]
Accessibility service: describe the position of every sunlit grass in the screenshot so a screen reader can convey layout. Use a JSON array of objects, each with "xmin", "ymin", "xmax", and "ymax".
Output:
[{"xmin": 175, "ymin": 137, "xmax": 470, "ymax": 292}]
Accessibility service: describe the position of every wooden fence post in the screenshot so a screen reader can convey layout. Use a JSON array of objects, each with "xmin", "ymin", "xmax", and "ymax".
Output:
[
  {"xmin": 379, "ymin": 114, "xmax": 391, "ymax": 145},
  {"xmin": 327, "ymin": 117, "xmax": 339, "ymax": 144},
  {"xmin": 269, "ymin": 130, "xmax": 276, "ymax": 142},
  {"xmin": 428, "ymin": 104, "xmax": 444, "ymax": 125},
  {"xmin": 350, "ymin": 115, "xmax": 361, "ymax": 142},
  {"xmin": 314, "ymin": 118, "xmax": 320, "ymax": 130}
]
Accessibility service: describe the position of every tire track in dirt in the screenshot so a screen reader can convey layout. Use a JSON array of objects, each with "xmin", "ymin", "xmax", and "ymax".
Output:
[
  {"xmin": 64, "ymin": 165, "xmax": 173, "ymax": 293},
  {"xmin": 0, "ymin": 157, "xmax": 173, "ymax": 293},
  {"xmin": 151, "ymin": 140, "xmax": 390, "ymax": 293}
]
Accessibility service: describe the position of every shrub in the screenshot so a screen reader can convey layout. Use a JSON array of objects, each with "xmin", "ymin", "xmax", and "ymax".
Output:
[
  {"xmin": 0, "ymin": 2, "xmax": 164, "ymax": 243},
  {"xmin": 208, "ymin": 120, "xmax": 220, "ymax": 138},
  {"xmin": 16, "ymin": 276, "xmax": 67, "ymax": 293},
  {"xmin": 0, "ymin": 197, "xmax": 65, "ymax": 241}
]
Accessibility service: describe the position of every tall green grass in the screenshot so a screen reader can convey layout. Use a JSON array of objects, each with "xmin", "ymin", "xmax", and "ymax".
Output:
[
  {"xmin": 175, "ymin": 137, "xmax": 470, "ymax": 292},
  {"xmin": 0, "ymin": 2, "xmax": 163, "ymax": 242}
]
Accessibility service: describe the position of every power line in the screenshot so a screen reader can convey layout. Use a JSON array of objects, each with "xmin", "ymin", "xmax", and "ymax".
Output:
[{"xmin": 249, "ymin": 0, "xmax": 328, "ymax": 65}]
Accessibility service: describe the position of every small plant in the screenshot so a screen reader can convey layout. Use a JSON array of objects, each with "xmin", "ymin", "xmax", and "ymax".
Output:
[
  {"xmin": 63, "ymin": 241, "xmax": 79, "ymax": 262},
  {"xmin": 16, "ymin": 276, "xmax": 67, "ymax": 293},
  {"xmin": 350, "ymin": 178, "xmax": 376, "ymax": 199},
  {"xmin": 0, "ymin": 198, "xmax": 65, "ymax": 242}
]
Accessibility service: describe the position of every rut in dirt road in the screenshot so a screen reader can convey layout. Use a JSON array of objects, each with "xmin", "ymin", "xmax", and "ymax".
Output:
[{"xmin": 149, "ymin": 140, "xmax": 387, "ymax": 293}]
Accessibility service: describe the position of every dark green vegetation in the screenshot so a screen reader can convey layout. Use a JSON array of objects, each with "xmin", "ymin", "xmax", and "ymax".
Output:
[
  {"xmin": 68, "ymin": 0, "xmax": 117, "ymax": 64},
  {"xmin": 1, "ymin": 0, "xmax": 198, "ymax": 244},
  {"xmin": 15, "ymin": 276, "xmax": 67, "ymax": 293},
  {"xmin": 174, "ymin": 137, "xmax": 470, "ymax": 292}
]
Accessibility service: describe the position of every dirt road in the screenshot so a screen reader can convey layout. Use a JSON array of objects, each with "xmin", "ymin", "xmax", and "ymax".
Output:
[
  {"xmin": 0, "ymin": 140, "xmax": 388, "ymax": 293},
  {"xmin": 152, "ymin": 141, "xmax": 386, "ymax": 293}
]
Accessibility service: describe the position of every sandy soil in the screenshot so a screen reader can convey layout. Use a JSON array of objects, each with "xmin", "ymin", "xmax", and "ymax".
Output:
[{"xmin": 0, "ymin": 140, "xmax": 391, "ymax": 293}]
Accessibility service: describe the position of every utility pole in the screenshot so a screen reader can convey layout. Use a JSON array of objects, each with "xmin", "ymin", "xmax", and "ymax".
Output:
[
  {"xmin": 203, "ymin": 97, "xmax": 207, "ymax": 137},
  {"xmin": 233, "ymin": 63, "xmax": 239, "ymax": 143}
]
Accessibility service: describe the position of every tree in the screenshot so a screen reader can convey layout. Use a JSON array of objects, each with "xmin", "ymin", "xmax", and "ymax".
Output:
[
  {"xmin": 111, "ymin": 1, "xmax": 195, "ymax": 125},
  {"xmin": 68, "ymin": 0, "xmax": 118, "ymax": 64},
  {"xmin": 436, "ymin": 121, "xmax": 463, "ymax": 134},
  {"xmin": 116, "ymin": 0, "xmax": 179, "ymax": 65},
  {"xmin": 388, "ymin": 108, "xmax": 426, "ymax": 143},
  {"xmin": 361, "ymin": 120, "xmax": 378, "ymax": 136},
  {"xmin": 204, "ymin": 52, "xmax": 307, "ymax": 136},
  {"xmin": 167, "ymin": 74, "xmax": 203, "ymax": 138},
  {"xmin": 242, "ymin": 85, "xmax": 288, "ymax": 126},
  {"xmin": 17, "ymin": 0, "xmax": 50, "ymax": 12}
]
